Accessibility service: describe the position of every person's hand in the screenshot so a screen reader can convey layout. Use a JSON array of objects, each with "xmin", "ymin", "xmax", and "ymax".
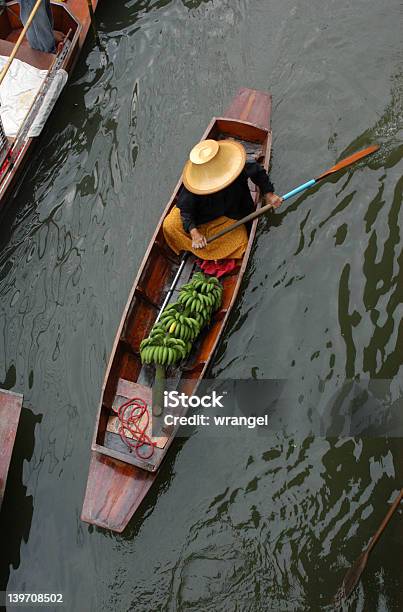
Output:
[
  {"xmin": 190, "ymin": 228, "xmax": 207, "ymax": 249},
  {"xmin": 264, "ymin": 192, "xmax": 283, "ymax": 209}
]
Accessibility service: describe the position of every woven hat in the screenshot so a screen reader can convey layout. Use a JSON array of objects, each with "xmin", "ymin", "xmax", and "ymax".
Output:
[{"xmin": 182, "ymin": 139, "xmax": 246, "ymax": 195}]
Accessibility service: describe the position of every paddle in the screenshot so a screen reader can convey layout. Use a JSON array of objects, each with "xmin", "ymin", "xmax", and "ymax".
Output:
[
  {"xmin": 156, "ymin": 145, "xmax": 379, "ymax": 318},
  {"xmin": 206, "ymin": 144, "xmax": 379, "ymax": 245},
  {"xmin": 334, "ymin": 488, "xmax": 403, "ymax": 607}
]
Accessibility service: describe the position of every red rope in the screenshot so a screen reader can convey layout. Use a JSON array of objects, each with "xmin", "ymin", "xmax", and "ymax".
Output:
[{"xmin": 112, "ymin": 397, "xmax": 156, "ymax": 460}]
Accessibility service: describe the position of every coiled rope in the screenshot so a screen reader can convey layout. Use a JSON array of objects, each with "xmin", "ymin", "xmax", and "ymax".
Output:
[{"xmin": 112, "ymin": 397, "xmax": 156, "ymax": 459}]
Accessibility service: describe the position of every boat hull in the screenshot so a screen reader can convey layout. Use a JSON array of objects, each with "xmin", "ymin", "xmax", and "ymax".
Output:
[
  {"xmin": 0, "ymin": 389, "xmax": 23, "ymax": 508},
  {"xmin": 81, "ymin": 88, "xmax": 272, "ymax": 532}
]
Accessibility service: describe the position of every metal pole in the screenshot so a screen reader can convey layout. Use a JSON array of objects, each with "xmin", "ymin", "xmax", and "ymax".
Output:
[{"xmin": 154, "ymin": 253, "xmax": 189, "ymax": 324}]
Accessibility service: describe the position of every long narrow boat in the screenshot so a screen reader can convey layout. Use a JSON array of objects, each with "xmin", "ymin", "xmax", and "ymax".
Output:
[
  {"xmin": 0, "ymin": 0, "xmax": 98, "ymax": 216},
  {"xmin": 81, "ymin": 88, "xmax": 272, "ymax": 532},
  {"xmin": 0, "ymin": 388, "xmax": 23, "ymax": 508}
]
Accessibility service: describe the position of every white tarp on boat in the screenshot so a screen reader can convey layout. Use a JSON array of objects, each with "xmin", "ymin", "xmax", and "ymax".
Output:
[{"xmin": 0, "ymin": 55, "xmax": 67, "ymax": 138}]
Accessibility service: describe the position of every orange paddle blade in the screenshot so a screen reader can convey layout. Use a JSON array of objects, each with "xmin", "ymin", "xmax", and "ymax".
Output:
[{"xmin": 316, "ymin": 144, "xmax": 380, "ymax": 180}]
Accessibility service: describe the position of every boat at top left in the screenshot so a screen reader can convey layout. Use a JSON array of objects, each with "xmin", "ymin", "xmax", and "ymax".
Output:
[{"xmin": 0, "ymin": 0, "xmax": 99, "ymax": 217}]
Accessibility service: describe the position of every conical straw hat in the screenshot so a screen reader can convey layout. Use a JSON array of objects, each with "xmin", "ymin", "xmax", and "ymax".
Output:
[{"xmin": 183, "ymin": 139, "xmax": 246, "ymax": 195}]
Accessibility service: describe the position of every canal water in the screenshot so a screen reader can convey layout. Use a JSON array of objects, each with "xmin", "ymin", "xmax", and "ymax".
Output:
[{"xmin": 0, "ymin": 0, "xmax": 402, "ymax": 610}]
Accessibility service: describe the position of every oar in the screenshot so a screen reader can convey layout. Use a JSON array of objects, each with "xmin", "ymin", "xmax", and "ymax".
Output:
[
  {"xmin": 334, "ymin": 488, "xmax": 403, "ymax": 607},
  {"xmin": 206, "ymin": 144, "xmax": 379, "ymax": 245}
]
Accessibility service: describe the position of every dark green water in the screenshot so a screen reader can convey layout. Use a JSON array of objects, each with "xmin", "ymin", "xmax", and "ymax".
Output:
[{"xmin": 0, "ymin": 0, "xmax": 402, "ymax": 610}]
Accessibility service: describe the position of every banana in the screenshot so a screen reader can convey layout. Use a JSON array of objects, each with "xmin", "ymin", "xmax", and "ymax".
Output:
[
  {"xmin": 169, "ymin": 348, "xmax": 176, "ymax": 365},
  {"xmin": 150, "ymin": 328, "xmax": 165, "ymax": 338}
]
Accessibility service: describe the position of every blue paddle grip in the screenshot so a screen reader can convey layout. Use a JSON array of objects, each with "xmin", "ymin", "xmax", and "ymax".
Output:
[{"xmin": 282, "ymin": 179, "xmax": 316, "ymax": 201}]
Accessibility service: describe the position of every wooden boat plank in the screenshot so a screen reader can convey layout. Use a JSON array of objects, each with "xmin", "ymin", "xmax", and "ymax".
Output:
[
  {"xmin": 81, "ymin": 452, "xmax": 155, "ymax": 533},
  {"xmin": 0, "ymin": 389, "xmax": 23, "ymax": 507},
  {"xmin": 81, "ymin": 88, "xmax": 272, "ymax": 531},
  {"xmin": 224, "ymin": 88, "xmax": 272, "ymax": 130}
]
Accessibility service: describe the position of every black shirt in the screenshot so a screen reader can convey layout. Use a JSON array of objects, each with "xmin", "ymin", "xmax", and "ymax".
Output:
[{"xmin": 177, "ymin": 161, "xmax": 274, "ymax": 232}]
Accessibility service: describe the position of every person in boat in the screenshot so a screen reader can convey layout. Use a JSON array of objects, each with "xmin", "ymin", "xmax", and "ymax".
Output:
[
  {"xmin": 19, "ymin": 0, "xmax": 60, "ymax": 53},
  {"xmin": 163, "ymin": 138, "xmax": 282, "ymax": 260}
]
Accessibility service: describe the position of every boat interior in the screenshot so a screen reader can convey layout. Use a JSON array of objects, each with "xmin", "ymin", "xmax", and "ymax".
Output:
[
  {"xmin": 92, "ymin": 118, "xmax": 271, "ymax": 472},
  {"xmin": 0, "ymin": 1, "xmax": 80, "ymax": 70}
]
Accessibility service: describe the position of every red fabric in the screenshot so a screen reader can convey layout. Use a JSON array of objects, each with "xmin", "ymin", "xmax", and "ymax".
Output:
[{"xmin": 196, "ymin": 258, "xmax": 239, "ymax": 278}]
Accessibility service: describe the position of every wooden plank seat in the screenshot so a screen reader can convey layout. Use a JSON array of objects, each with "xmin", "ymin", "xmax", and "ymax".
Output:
[{"xmin": 0, "ymin": 36, "xmax": 55, "ymax": 70}]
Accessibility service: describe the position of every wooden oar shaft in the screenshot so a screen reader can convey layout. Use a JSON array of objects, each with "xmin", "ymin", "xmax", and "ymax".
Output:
[
  {"xmin": 335, "ymin": 487, "xmax": 403, "ymax": 604},
  {"xmin": 367, "ymin": 488, "xmax": 403, "ymax": 554},
  {"xmin": 206, "ymin": 199, "xmax": 275, "ymax": 244},
  {"xmin": 0, "ymin": 0, "xmax": 43, "ymax": 88},
  {"xmin": 206, "ymin": 179, "xmax": 316, "ymax": 245}
]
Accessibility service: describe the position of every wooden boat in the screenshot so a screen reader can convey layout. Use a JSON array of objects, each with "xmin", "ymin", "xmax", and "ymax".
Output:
[
  {"xmin": 0, "ymin": 388, "xmax": 23, "ymax": 508},
  {"xmin": 81, "ymin": 88, "xmax": 272, "ymax": 532},
  {"xmin": 0, "ymin": 0, "xmax": 98, "ymax": 216}
]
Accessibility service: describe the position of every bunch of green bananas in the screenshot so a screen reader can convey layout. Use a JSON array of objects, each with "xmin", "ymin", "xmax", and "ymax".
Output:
[
  {"xmin": 178, "ymin": 272, "xmax": 223, "ymax": 314},
  {"xmin": 196, "ymin": 274, "xmax": 223, "ymax": 311},
  {"xmin": 189, "ymin": 310, "xmax": 208, "ymax": 329},
  {"xmin": 140, "ymin": 273, "xmax": 223, "ymax": 369},
  {"xmin": 159, "ymin": 307, "xmax": 201, "ymax": 341},
  {"xmin": 140, "ymin": 335, "xmax": 187, "ymax": 366}
]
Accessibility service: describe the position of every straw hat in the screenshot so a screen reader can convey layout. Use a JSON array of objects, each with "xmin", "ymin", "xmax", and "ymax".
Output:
[{"xmin": 182, "ymin": 139, "xmax": 246, "ymax": 195}]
